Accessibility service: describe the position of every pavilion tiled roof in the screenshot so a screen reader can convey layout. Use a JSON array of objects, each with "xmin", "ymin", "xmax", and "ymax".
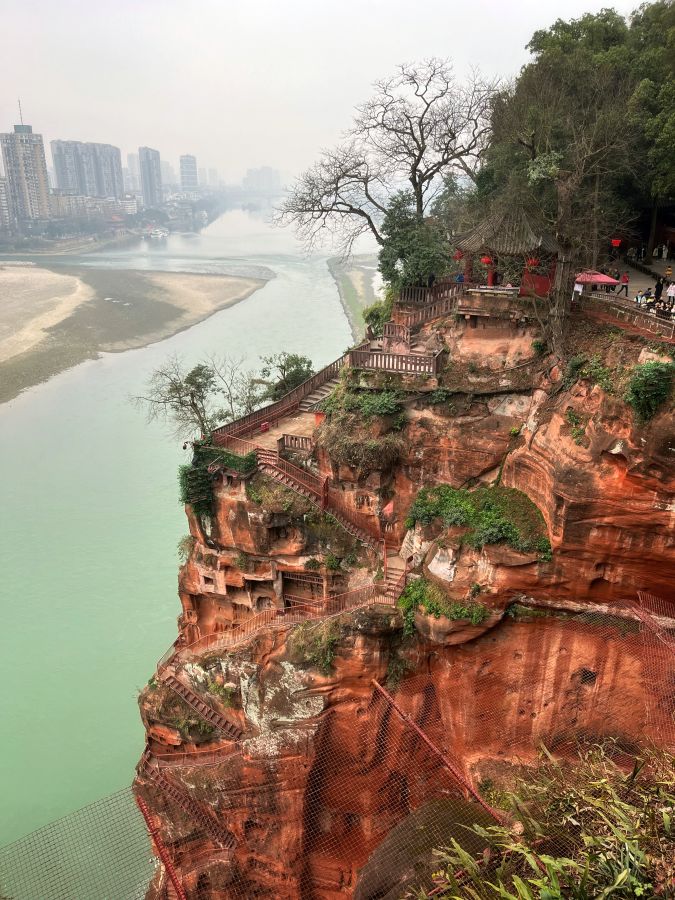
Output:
[{"xmin": 457, "ymin": 206, "xmax": 560, "ymax": 256}]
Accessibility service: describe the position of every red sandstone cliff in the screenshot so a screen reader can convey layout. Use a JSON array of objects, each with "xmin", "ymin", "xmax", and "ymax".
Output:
[{"xmin": 136, "ymin": 312, "xmax": 675, "ymax": 898}]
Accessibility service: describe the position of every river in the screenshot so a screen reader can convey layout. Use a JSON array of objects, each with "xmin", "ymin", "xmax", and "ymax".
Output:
[{"xmin": 0, "ymin": 209, "xmax": 352, "ymax": 845}]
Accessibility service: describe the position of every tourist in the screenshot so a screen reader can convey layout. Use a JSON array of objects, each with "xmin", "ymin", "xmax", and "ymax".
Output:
[
  {"xmin": 634, "ymin": 290, "xmax": 645, "ymax": 307},
  {"xmin": 455, "ymin": 271, "xmax": 465, "ymax": 284},
  {"xmin": 655, "ymin": 277, "xmax": 664, "ymax": 301},
  {"xmin": 667, "ymin": 281, "xmax": 675, "ymax": 302},
  {"xmin": 616, "ymin": 271, "xmax": 629, "ymax": 297},
  {"xmin": 666, "ymin": 264, "xmax": 673, "ymax": 280}
]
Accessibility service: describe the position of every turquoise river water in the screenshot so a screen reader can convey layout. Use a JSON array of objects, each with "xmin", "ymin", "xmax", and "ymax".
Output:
[{"xmin": 0, "ymin": 210, "xmax": 352, "ymax": 845}]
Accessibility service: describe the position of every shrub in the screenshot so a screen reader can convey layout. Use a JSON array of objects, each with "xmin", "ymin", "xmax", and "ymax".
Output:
[
  {"xmin": 324, "ymin": 552, "xmax": 342, "ymax": 571},
  {"xmin": 418, "ymin": 744, "xmax": 675, "ymax": 900},
  {"xmin": 581, "ymin": 354, "xmax": 614, "ymax": 393},
  {"xmin": 531, "ymin": 338, "xmax": 547, "ymax": 355},
  {"xmin": 234, "ymin": 552, "xmax": 250, "ymax": 570},
  {"xmin": 405, "ymin": 484, "xmax": 551, "ymax": 560},
  {"xmin": 318, "ymin": 417, "xmax": 404, "ymax": 476},
  {"xmin": 304, "ymin": 557, "xmax": 321, "ymax": 570},
  {"xmin": 362, "ymin": 291, "xmax": 394, "ymax": 337},
  {"xmin": 563, "ymin": 353, "xmax": 586, "ymax": 388},
  {"xmin": 625, "ymin": 361, "xmax": 675, "ymax": 422},
  {"xmin": 290, "ymin": 620, "xmax": 341, "ymax": 674},
  {"xmin": 509, "ymin": 425, "xmax": 521, "ymax": 437},
  {"xmin": 177, "ymin": 534, "xmax": 195, "ymax": 563},
  {"xmin": 207, "ymin": 682, "xmax": 235, "ymax": 707},
  {"xmin": 397, "ymin": 578, "xmax": 488, "ymax": 636}
]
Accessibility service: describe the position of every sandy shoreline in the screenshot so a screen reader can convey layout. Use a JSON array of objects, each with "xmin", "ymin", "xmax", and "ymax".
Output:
[
  {"xmin": 0, "ymin": 264, "xmax": 267, "ymax": 403},
  {"xmin": 327, "ymin": 254, "xmax": 380, "ymax": 341}
]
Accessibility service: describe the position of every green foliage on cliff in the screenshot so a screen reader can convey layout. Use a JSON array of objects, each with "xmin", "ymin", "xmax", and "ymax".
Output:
[
  {"xmin": 363, "ymin": 289, "xmax": 395, "ymax": 338},
  {"xmin": 405, "ymin": 485, "xmax": 551, "ymax": 560},
  {"xmin": 289, "ymin": 620, "xmax": 341, "ymax": 674},
  {"xmin": 625, "ymin": 361, "xmax": 675, "ymax": 422},
  {"xmin": 397, "ymin": 578, "xmax": 488, "ymax": 637},
  {"xmin": 415, "ymin": 744, "xmax": 675, "ymax": 899},
  {"xmin": 178, "ymin": 441, "xmax": 256, "ymax": 517},
  {"xmin": 321, "ymin": 386, "xmax": 404, "ymax": 421}
]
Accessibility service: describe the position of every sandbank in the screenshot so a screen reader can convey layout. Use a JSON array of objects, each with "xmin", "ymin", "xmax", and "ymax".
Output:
[{"xmin": 0, "ymin": 265, "xmax": 267, "ymax": 403}]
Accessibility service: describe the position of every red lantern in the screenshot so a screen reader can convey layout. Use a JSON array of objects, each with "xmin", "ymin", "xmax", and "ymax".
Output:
[
  {"xmin": 526, "ymin": 257, "xmax": 540, "ymax": 268},
  {"xmin": 610, "ymin": 238, "xmax": 621, "ymax": 248},
  {"xmin": 480, "ymin": 255, "xmax": 493, "ymax": 265},
  {"xmin": 452, "ymin": 249, "xmax": 463, "ymax": 261}
]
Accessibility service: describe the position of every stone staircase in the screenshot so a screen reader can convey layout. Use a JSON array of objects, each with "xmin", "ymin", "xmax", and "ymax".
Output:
[
  {"xmin": 384, "ymin": 550, "xmax": 407, "ymax": 600},
  {"xmin": 140, "ymin": 753, "xmax": 236, "ymax": 848},
  {"xmin": 299, "ymin": 378, "xmax": 339, "ymax": 411},
  {"xmin": 160, "ymin": 672, "xmax": 244, "ymax": 741}
]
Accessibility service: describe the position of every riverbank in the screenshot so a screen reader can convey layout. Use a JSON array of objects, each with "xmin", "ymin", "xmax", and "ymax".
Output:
[
  {"xmin": 0, "ymin": 264, "xmax": 267, "ymax": 403},
  {"xmin": 327, "ymin": 253, "xmax": 381, "ymax": 341}
]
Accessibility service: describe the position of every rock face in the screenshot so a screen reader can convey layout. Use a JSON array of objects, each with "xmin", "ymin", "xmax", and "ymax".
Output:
[{"xmin": 136, "ymin": 314, "xmax": 675, "ymax": 898}]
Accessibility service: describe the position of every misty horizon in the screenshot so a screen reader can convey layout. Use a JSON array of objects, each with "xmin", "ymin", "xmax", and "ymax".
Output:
[{"xmin": 2, "ymin": 0, "xmax": 637, "ymax": 185}]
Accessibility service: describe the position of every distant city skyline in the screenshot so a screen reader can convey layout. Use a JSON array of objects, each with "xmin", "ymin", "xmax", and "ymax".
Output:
[{"xmin": 0, "ymin": 0, "xmax": 637, "ymax": 184}]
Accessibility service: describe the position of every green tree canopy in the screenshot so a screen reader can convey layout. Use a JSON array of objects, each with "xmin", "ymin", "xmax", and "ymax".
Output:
[{"xmin": 378, "ymin": 191, "xmax": 451, "ymax": 291}]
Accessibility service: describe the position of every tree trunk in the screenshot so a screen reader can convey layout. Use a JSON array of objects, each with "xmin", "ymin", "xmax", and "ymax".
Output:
[
  {"xmin": 591, "ymin": 173, "xmax": 600, "ymax": 270},
  {"xmin": 646, "ymin": 200, "xmax": 659, "ymax": 259},
  {"xmin": 550, "ymin": 251, "xmax": 575, "ymax": 361}
]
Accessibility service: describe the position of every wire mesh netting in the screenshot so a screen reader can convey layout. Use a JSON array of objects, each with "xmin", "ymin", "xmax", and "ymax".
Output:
[
  {"xmin": 1, "ymin": 601, "xmax": 673, "ymax": 899},
  {"xmin": 0, "ymin": 788, "xmax": 155, "ymax": 900}
]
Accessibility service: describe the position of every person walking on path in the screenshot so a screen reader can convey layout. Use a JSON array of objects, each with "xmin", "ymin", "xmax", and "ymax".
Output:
[
  {"xmin": 666, "ymin": 264, "xmax": 673, "ymax": 280},
  {"xmin": 655, "ymin": 277, "xmax": 664, "ymax": 301},
  {"xmin": 667, "ymin": 281, "xmax": 675, "ymax": 302},
  {"xmin": 617, "ymin": 271, "xmax": 629, "ymax": 297}
]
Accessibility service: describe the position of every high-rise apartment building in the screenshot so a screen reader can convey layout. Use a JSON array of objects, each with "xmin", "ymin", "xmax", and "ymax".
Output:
[
  {"xmin": 126, "ymin": 153, "xmax": 140, "ymax": 192},
  {"xmin": 0, "ymin": 177, "xmax": 12, "ymax": 232},
  {"xmin": 0, "ymin": 124, "xmax": 51, "ymax": 221},
  {"xmin": 139, "ymin": 147, "xmax": 162, "ymax": 208},
  {"xmin": 94, "ymin": 144, "xmax": 123, "ymax": 198},
  {"xmin": 51, "ymin": 140, "xmax": 123, "ymax": 199},
  {"xmin": 180, "ymin": 155, "xmax": 198, "ymax": 191}
]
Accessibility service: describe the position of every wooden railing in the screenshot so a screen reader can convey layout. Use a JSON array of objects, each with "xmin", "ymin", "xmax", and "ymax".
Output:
[
  {"xmin": 398, "ymin": 293, "xmax": 459, "ymax": 329},
  {"xmin": 211, "ymin": 355, "xmax": 347, "ymax": 442},
  {"xmin": 325, "ymin": 485, "xmax": 382, "ymax": 543},
  {"xmin": 278, "ymin": 434, "xmax": 314, "ymax": 453},
  {"xmin": 397, "ymin": 280, "xmax": 464, "ymax": 308},
  {"xmin": 258, "ymin": 452, "xmax": 325, "ymax": 498},
  {"xmin": 576, "ymin": 295, "xmax": 675, "ymax": 340},
  {"xmin": 348, "ymin": 348, "xmax": 443, "ymax": 375},
  {"xmin": 149, "ymin": 745, "xmax": 241, "ymax": 769},
  {"xmin": 160, "ymin": 581, "xmax": 396, "ymax": 669},
  {"xmin": 382, "ymin": 322, "xmax": 411, "ymax": 344}
]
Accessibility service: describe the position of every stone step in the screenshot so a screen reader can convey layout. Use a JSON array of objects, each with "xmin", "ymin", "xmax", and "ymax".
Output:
[
  {"xmin": 146, "ymin": 766, "xmax": 236, "ymax": 848},
  {"xmin": 163, "ymin": 675, "xmax": 243, "ymax": 741}
]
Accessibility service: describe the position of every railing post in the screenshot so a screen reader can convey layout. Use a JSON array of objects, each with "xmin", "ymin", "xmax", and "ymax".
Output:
[{"xmin": 321, "ymin": 477, "xmax": 328, "ymax": 510}]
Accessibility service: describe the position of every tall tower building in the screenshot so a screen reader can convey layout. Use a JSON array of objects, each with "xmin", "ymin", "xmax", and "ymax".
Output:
[
  {"xmin": 52, "ymin": 140, "xmax": 123, "ymax": 199},
  {"xmin": 51, "ymin": 141, "xmax": 81, "ymax": 194},
  {"xmin": 0, "ymin": 177, "xmax": 12, "ymax": 232},
  {"xmin": 126, "ymin": 153, "xmax": 141, "ymax": 192},
  {"xmin": 0, "ymin": 124, "xmax": 51, "ymax": 220},
  {"xmin": 93, "ymin": 144, "xmax": 123, "ymax": 198},
  {"xmin": 139, "ymin": 147, "xmax": 162, "ymax": 208},
  {"xmin": 180, "ymin": 155, "xmax": 198, "ymax": 191}
]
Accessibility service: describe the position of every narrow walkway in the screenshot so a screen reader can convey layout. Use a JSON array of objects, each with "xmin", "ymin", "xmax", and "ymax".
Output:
[{"xmin": 158, "ymin": 672, "xmax": 244, "ymax": 741}]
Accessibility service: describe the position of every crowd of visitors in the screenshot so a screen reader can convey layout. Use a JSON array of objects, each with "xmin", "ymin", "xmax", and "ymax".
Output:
[{"xmin": 633, "ymin": 278, "xmax": 675, "ymax": 320}]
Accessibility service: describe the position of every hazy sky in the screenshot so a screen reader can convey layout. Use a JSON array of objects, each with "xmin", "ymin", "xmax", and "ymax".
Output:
[{"xmin": 2, "ymin": 0, "xmax": 637, "ymax": 183}]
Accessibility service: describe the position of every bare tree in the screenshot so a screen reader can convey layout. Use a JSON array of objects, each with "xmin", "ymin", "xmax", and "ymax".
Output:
[
  {"xmin": 278, "ymin": 59, "xmax": 496, "ymax": 255},
  {"xmin": 208, "ymin": 355, "xmax": 262, "ymax": 421},
  {"xmin": 134, "ymin": 355, "xmax": 262, "ymax": 438},
  {"xmin": 134, "ymin": 355, "xmax": 220, "ymax": 438}
]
